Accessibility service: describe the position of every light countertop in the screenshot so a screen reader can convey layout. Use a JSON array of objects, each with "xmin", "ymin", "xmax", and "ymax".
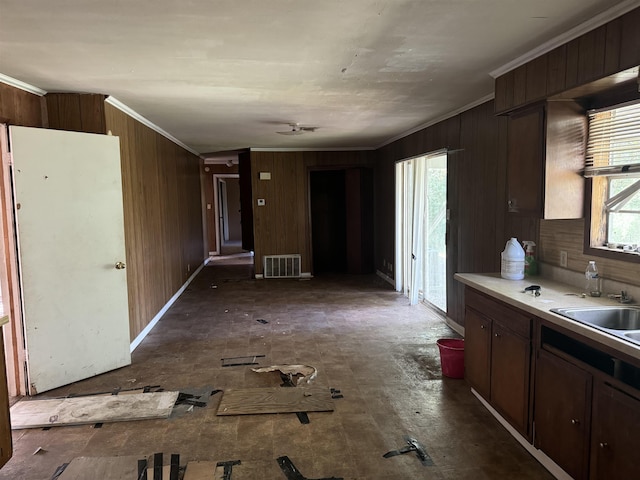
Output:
[{"xmin": 454, "ymin": 272, "xmax": 640, "ymax": 360}]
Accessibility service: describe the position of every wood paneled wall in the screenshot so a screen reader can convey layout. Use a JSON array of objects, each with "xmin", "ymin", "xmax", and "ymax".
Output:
[
  {"xmin": 105, "ymin": 104, "xmax": 204, "ymax": 340},
  {"xmin": 375, "ymin": 101, "xmax": 515, "ymax": 326},
  {"xmin": 250, "ymin": 151, "xmax": 373, "ymax": 275},
  {"xmin": 2, "ymin": 87, "xmax": 206, "ymax": 342},
  {"xmin": 46, "ymin": 93, "xmax": 106, "ymax": 134},
  {"xmin": 0, "ymin": 84, "xmax": 44, "ymax": 127}
]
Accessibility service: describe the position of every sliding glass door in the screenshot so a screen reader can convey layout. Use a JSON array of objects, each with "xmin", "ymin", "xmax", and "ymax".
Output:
[{"xmin": 395, "ymin": 151, "xmax": 447, "ymax": 312}]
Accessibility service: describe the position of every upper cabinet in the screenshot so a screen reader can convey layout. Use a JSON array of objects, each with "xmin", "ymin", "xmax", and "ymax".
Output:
[
  {"xmin": 507, "ymin": 101, "xmax": 586, "ymax": 219},
  {"xmin": 495, "ymin": 7, "xmax": 640, "ymax": 115}
]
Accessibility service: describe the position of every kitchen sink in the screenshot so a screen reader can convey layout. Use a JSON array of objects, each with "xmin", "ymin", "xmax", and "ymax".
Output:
[
  {"xmin": 551, "ymin": 306, "xmax": 640, "ymax": 346},
  {"xmin": 550, "ymin": 306, "xmax": 640, "ymax": 330}
]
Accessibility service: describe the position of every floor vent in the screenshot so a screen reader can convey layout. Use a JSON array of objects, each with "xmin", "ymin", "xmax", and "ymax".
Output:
[{"xmin": 264, "ymin": 254, "xmax": 301, "ymax": 278}]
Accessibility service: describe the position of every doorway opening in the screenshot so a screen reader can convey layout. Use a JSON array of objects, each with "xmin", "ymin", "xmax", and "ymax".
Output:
[
  {"xmin": 309, "ymin": 168, "xmax": 374, "ymax": 275},
  {"xmin": 395, "ymin": 151, "xmax": 448, "ymax": 313},
  {"xmin": 310, "ymin": 170, "xmax": 347, "ymax": 274},
  {"xmin": 213, "ymin": 174, "xmax": 243, "ymax": 256}
]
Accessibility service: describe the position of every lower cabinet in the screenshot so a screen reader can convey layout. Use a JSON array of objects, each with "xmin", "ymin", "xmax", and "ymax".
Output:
[
  {"xmin": 590, "ymin": 381, "xmax": 640, "ymax": 480},
  {"xmin": 464, "ymin": 288, "xmax": 532, "ymax": 438},
  {"xmin": 534, "ymin": 349, "xmax": 592, "ymax": 480},
  {"xmin": 464, "ymin": 287, "xmax": 640, "ymax": 480},
  {"xmin": 535, "ymin": 324, "xmax": 640, "ymax": 480}
]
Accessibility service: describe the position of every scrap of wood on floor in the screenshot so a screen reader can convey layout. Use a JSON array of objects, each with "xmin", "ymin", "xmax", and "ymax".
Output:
[
  {"xmin": 10, "ymin": 391, "xmax": 179, "ymax": 429},
  {"xmin": 216, "ymin": 386, "xmax": 333, "ymax": 416}
]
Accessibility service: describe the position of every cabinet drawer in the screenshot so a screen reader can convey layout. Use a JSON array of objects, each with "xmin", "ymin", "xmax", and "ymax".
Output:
[{"xmin": 465, "ymin": 287, "xmax": 531, "ymax": 338}]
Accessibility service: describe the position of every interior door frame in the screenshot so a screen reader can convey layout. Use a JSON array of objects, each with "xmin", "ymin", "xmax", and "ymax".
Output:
[
  {"xmin": 0, "ymin": 125, "xmax": 27, "ymax": 397},
  {"xmin": 212, "ymin": 174, "xmax": 239, "ymax": 255}
]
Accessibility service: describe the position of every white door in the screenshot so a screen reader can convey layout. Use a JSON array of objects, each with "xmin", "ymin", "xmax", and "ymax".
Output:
[{"xmin": 9, "ymin": 126, "xmax": 131, "ymax": 395}]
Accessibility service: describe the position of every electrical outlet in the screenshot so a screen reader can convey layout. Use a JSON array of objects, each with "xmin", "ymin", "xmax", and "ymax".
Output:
[{"xmin": 560, "ymin": 251, "xmax": 568, "ymax": 268}]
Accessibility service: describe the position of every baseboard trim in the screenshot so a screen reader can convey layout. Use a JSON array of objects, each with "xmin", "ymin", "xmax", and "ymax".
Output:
[
  {"xmin": 130, "ymin": 258, "xmax": 209, "ymax": 352},
  {"xmin": 376, "ymin": 270, "xmax": 394, "ymax": 287},
  {"xmin": 471, "ymin": 389, "xmax": 572, "ymax": 480},
  {"xmin": 445, "ymin": 317, "xmax": 465, "ymax": 336}
]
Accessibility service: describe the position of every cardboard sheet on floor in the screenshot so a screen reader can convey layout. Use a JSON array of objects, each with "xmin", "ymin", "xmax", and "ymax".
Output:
[
  {"xmin": 10, "ymin": 391, "xmax": 179, "ymax": 429},
  {"xmin": 216, "ymin": 386, "xmax": 333, "ymax": 416}
]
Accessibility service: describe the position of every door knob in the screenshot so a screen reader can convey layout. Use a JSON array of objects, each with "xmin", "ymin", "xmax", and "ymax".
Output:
[{"xmin": 115, "ymin": 262, "xmax": 126, "ymax": 270}]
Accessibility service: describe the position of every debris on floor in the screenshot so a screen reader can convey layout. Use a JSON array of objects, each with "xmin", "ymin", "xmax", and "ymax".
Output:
[
  {"xmin": 277, "ymin": 455, "xmax": 343, "ymax": 480},
  {"xmin": 251, "ymin": 364, "xmax": 317, "ymax": 385},
  {"xmin": 10, "ymin": 391, "xmax": 179, "ymax": 429},
  {"xmin": 170, "ymin": 386, "xmax": 221, "ymax": 418},
  {"xmin": 216, "ymin": 386, "xmax": 334, "ymax": 416},
  {"xmin": 256, "ymin": 318, "xmax": 269, "ymax": 324},
  {"xmin": 383, "ymin": 435, "xmax": 434, "ymax": 466},
  {"xmin": 221, "ymin": 354, "xmax": 266, "ymax": 367}
]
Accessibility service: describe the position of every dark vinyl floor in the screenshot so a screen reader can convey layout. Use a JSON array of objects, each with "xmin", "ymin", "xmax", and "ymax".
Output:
[{"xmin": 0, "ymin": 259, "xmax": 554, "ymax": 479}]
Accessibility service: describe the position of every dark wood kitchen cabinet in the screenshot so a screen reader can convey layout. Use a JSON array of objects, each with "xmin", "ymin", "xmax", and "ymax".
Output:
[
  {"xmin": 506, "ymin": 101, "xmax": 585, "ymax": 219},
  {"xmin": 534, "ymin": 349, "xmax": 592, "ymax": 480},
  {"xmin": 464, "ymin": 287, "xmax": 532, "ymax": 438},
  {"xmin": 506, "ymin": 105, "xmax": 544, "ymax": 216},
  {"xmin": 589, "ymin": 381, "xmax": 640, "ymax": 480},
  {"xmin": 464, "ymin": 307, "xmax": 491, "ymax": 399}
]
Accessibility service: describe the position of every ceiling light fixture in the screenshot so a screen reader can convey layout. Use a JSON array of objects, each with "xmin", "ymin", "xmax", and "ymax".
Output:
[{"xmin": 276, "ymin": 123, "xmax": 317, "ymax": 135}]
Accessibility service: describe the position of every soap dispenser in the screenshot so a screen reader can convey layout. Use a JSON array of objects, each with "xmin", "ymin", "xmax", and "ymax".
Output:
[{"xmin": 522, "ymin": 241, "xmax": 538, "ymax": 276}]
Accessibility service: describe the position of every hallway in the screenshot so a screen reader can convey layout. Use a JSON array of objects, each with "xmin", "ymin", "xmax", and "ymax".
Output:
[{"xmin": 1, "ymin": 261, "xmax": 552, "ymax": 479}]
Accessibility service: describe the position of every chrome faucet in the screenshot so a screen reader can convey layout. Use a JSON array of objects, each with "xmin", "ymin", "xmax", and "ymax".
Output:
[{"xmin": 607, "ymin": 291, "xmax": 633, "ymax": 304}]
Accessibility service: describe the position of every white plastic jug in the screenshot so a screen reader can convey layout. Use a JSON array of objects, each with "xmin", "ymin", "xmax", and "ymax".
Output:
[{"xmin": 501, "ymin": 237, "xmax": 525, "ymax": 280}]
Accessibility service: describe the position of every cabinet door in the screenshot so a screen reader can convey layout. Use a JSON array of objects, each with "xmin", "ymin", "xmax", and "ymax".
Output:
[
  {"xmin": 534, "ymin": 350, "xmax": 591, "ymax": 480},
  {"xmin": 464, "ymin": 307, "xmax": 491, "ymax": 399},
  {"xmin": 590, "ymin": 382, "xmax": 640, "ymax": 480},
  {"xmin": 491, "ymin": 323, "xmax": 531, "ymax": 437},
  {"xmin": 507, "ymin": 106, "xmax": 544, "ymax": 216}
]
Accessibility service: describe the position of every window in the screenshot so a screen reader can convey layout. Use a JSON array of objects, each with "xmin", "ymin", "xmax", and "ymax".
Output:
[{"xmin": 586, "ymin": 100, "xmax": 640, "ymax": 255}]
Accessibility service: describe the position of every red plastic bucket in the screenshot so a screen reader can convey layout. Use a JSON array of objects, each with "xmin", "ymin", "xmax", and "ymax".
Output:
[{"xmin": 436, "ymin": 338, "xmax": 465, "ymax": 379}]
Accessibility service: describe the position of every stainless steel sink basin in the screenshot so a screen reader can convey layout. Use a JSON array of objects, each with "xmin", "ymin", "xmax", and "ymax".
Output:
[
  {"xmin": 551, "ymin": 306, "xmax": 640, "ymax": 330},
  {"xmin": 624, "ymin": 331, "xmax": 640, "ymax": 342},
  {"xmin": 551, "ymin": 306, "xmax": 640, "ymax": 347}
]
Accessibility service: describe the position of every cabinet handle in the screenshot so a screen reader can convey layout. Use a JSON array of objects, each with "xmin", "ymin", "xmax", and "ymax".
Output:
[
  {"xmin": 599, "ymin": 442, "xmax": 608, "ymax": 449},
  {"xmin": 494, "ymin": 333, "xmax": 501, "ymax": 338},
  {"xmin": 480, "ymin": 325, "xmax": 486, "ymax": 329},
  {"xmin": 571, "ymin": 419, "xmax": 580, "ymax": 425}
]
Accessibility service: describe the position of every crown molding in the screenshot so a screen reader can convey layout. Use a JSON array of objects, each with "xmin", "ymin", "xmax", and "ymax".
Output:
[
  {"xmin": 250, "ymin": 146, "xmax": 376, "ymax": 152},
  {"xmin": 490, "ymin": 0, "xmax": 640, "ymax": 78},
  {"xmin": 376, "ymin": 92, "xmax": 495, "ymax": 149},
  {"xmin": 0, "ymin": 73, "xmax": 47, "ymax": 96},
  {"xmin": 105, "ymin": 96, "xmax": 201, "ymax": 157}
]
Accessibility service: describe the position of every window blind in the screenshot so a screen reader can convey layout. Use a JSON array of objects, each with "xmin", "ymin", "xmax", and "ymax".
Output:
[{"xmin": 584, "ymin": 100, "xmax": 640, "ymax": 177}]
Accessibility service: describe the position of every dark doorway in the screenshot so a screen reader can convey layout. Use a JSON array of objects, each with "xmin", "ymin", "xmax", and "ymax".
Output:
[{"xmin": 310, "ymin": 170, "xmax": 347, "ymax": 273}]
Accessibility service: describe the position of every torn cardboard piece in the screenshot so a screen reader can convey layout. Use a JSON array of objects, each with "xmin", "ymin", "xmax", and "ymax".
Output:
[{"xmin": 251, "ymin": 364, "xmax": 317, "ymax": 386}]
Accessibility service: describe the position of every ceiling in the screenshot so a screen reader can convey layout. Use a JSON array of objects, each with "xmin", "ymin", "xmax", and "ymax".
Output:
[{"xmin": 0, "ymin": 0, "xmax": 636, "ymax": 155}]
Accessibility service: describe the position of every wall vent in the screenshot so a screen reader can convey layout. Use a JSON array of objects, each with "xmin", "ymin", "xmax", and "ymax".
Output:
[{"xmin": 263, "ymin": 254, "xmax": 301, "ymax": 279}]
